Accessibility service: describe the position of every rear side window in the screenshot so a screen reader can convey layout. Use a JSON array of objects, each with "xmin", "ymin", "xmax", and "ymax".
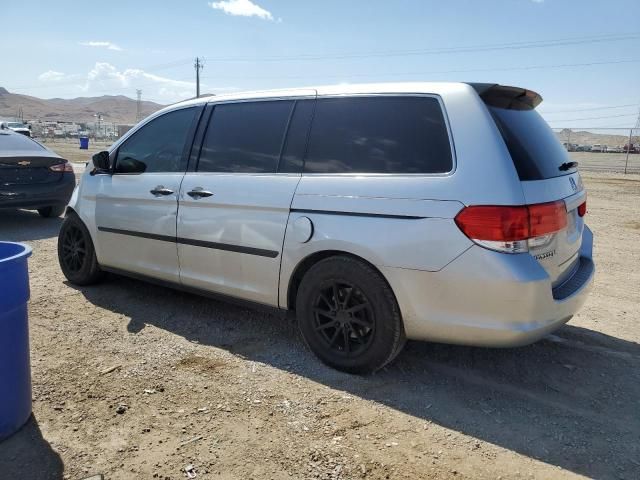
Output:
[
  {"xmin": 490, "ymin": 107, "xmax": 574, "ymax": 181},
  {"xmin": 0, "ymin": 131, "xmax": 46, "ymax": 152},
  {"xmin": 304, "ymin": 96, "xmax": 453, "ymax": 174},
  {"xmin": 198, "ymin": 100, "xmax": 294, "ymax": 173}
]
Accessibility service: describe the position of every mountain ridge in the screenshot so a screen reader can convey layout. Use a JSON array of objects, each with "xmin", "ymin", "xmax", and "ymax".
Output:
[{"xmin": 0, "ymin": 88, "xmax": 164, "ymax": 124}]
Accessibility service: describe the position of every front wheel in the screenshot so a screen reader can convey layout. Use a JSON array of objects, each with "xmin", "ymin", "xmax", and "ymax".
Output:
[
  {"xmin": 296, "ymin": 256, "xmax": 405, "ymax": 374},
  {"xmin": 57, "ymin": 213, "xmax": 104, "ymax": 285}
]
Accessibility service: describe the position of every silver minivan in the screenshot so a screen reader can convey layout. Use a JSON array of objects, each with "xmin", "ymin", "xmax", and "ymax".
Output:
[{"xmin": 58, "ymin": 82, "xmax": 594, "ymax": 373}]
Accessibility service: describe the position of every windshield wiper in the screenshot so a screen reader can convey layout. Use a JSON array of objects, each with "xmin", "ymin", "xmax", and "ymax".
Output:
[{"xmin": 559, "ymin": 161, "xmax": 578, "ymax": 171}]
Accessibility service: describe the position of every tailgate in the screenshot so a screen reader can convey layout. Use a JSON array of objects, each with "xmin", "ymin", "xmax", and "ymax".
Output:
[
  {"xmin": 521, "ymin": 174, "xmax": 586, "ymax": 286},
  {"xmin": 474, "ymin": 84, "xmax": 588, "ymax": 287}
]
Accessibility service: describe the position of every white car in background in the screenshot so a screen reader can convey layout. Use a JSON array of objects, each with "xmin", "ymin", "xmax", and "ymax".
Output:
[
  {"xmin": 590, "ymin": 144, "xmax": 604, "ymax": 152},
  {"xmin": 1, "ymin": 121, "xmax": 32, "ymax": 137}
]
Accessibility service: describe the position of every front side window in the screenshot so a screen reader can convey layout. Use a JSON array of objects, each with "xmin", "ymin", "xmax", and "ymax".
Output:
[
  {"xmin": 115, "ymin": 107, "xmax": 197, "ymax": 174},
  {"xmin": 304, "ymin": 96, "xmax": 453, "ymax": 174},
  {"xmin": 197, "ymin": 100, "xmax": 294, "ymax": 173}
]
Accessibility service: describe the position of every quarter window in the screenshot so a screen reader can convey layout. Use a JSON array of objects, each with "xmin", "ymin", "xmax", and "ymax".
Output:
[
  {"xmin": 198, "ymin": 100, "xmax": 294, "ymax": 173},
  {"xmin": 304, "ymin": 96, "xmax": 453, "ymax": 174},
  {"xmin": 115, "ymin": 107, "xmax": 198, "ymax": 174}
]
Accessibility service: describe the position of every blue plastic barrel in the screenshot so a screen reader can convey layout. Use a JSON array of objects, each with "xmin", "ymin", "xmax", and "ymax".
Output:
[
  {"xmin": 79, "ymin": 136, "xmax": 89, "ymax": 150},
  {"xmin": 0, "ymin": 242, "xmax": 33, "ymax": 441}
]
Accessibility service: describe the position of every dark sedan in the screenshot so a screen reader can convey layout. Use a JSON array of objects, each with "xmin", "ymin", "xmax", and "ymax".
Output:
[{"xmin": 0, "ymin": 127, "xmax": 75, "ymax": 217}]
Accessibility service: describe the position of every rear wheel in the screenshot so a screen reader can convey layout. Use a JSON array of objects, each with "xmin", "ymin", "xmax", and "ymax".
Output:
[
  {"xmin": 57, "ymin": 213, "xmax": 104, "ymax": 285},
  {"xmin": 296, "ymin": 256, "xmax": 405, "ymax": 374},
  {"xmin": 37, "ymin": 206, "xmax": 65, "ymax": 218}
]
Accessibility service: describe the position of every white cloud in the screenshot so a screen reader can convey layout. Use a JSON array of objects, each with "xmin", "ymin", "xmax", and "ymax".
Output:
[
  {"xmin": 83, "ymin": 62, "xmax": 195, "ymax": 99},
  {"xmin": 208, "ymin": 0, "xmax": 274, "ymax": 20},
  {"xmin": 38, "ymin": 70, "xmax": 66, "ymax": 82},
  {"xmin": 79, "ymin": 41, "xmax": 123, "ymax": 51},
  {"xmin": 33, "ymin": 62, "xmax": 237, "ymax": 103}
]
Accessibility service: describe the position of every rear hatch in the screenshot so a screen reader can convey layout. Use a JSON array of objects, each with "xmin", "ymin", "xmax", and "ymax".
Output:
[
  {"xmin": 473, "ymin": 84, "xmax": 586, "ymax": 287},
  {"xmin": 0, "ymin": 131, "xmax": 67, "ymax": 186}
]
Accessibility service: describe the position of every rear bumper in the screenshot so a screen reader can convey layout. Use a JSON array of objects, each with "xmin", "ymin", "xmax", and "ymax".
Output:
[
  {"xmin": 0, "ymin": 174, "xmax": 75, "ymax": 210},
  {"xmin": 383, "ymin": 226, "xmax": 595, "ymax": 347}
]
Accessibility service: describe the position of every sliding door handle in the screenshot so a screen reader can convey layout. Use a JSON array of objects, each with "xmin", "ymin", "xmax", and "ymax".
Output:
[
  {"xmin": 150, "ymin": 186, "xmax": 174, "ymax": 196},
  {"xmin": 187, "ymin": 188, "xmax": 214, "ymax": 198}
]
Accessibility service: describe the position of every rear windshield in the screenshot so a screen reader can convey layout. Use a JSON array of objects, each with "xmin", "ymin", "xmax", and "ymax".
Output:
[
  {"xmin": 489, "ymin": 107, "xmax": 575, "ymax": 181},
  {"xmin": 0, "ymin": 131, "xmax": 45, "ymax": 152}
]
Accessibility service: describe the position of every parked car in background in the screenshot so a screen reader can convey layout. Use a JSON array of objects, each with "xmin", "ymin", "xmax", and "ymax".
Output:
[
  {"xmin": 575, "ymin": 145, "xmax": 591, "ymax": 152},
  {"xmin": 624, "ymin": 143, "xmax": 640, "ymax": 153},
  {"xmin": 0, "ymin": 127, "xmax": 75, "ymax": 217},
  {"xmin": 57, "ymin": 82, "xmax": 594, "ymax": 373},
  {"xmin": 607, "ymin": 146, "xmax": 623, "ymax": 153},
  {"xmin": 1, "ymin": 121, "xmax": 32, "ymax": 137},
  {"xmin": 590, "ymin": 144, "xmax": 604, "ymax": 152},
  {"xmin": 562, "ymin": 142, "xmax": 578, "ymax": 152}
]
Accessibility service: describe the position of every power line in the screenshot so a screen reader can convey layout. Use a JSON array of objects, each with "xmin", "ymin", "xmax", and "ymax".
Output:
[
  {"xmin": 199, "ymin": 32, "xmax": 640, "ymax": 63},
  {"xmin": 552, "ymin": 125, "xmax": 637, "ymax": 129},
  {"xmin": 199, "ymin": 58, "xmax": 640, "ymax": 81},
  {"xmin": 546, "ymin": 113, "xmax": 639, "ymax": 122},
  {"xmin": 541, "ymin": 103, "xmax": 640, "ymax": 114}
]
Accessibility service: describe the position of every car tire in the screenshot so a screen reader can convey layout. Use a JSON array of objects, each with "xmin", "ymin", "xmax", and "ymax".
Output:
[
  {"xmin": 57, "ymin": 213, "xmax": 104, "ymax": 285},
  {"xmin": 38, "ymin": 206, "xmax": 65, "ymax": 218},
  {"xmin": 296, "ymin": 256, "xmax": 406, "ymax": 374}
]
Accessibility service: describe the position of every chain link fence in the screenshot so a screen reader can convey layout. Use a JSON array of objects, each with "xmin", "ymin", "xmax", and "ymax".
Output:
[{"xmin": 553, "ymin": 128, "xmax": 640, "ymax": 174}]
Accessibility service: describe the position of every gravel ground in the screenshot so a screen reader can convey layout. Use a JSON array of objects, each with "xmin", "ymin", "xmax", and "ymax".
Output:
[{"xmin": 0, "ymin": 172, "xmax": 639, "ymax": 480}]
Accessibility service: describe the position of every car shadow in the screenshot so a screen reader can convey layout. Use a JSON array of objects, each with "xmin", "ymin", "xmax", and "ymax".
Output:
[
  {"xmin": 0, "ymin": 209, "xmax": 63, "ymax": 242},
  {"xmin": 72, "ymin": 275, "xmax": 640, "ymax": 480},
  {"xmin": 0, "ymin": 415, "xmax": 64, "ymax": 480}
]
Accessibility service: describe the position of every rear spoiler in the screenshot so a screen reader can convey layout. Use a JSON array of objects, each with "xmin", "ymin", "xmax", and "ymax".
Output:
[{"xmin": 467, "ymin": 83, "xmax": 543, "ymax": 111}]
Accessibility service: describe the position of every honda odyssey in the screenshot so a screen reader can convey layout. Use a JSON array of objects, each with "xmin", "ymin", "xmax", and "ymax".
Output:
[{"xmin": 57, "ymin": 82, "xmax": 594, "ymax": 373}]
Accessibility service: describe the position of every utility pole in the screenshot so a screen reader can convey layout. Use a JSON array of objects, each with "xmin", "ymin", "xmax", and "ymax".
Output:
[
  {"xmin": 625, "ymin": 105, "xmax": 640, "ymax": 174},
  {"xmin": 194, "ymin": 57, "xmax": 204, "ymax": 98},
  {"xmin": 136, "ymin": 89, "xmax": 142, "ymax": 122},
  {"xmin": 94, "ymin": 113, "xmax": 103, "ymax": 139}
]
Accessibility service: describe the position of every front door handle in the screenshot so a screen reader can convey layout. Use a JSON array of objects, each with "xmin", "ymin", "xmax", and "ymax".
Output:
[
  {"xmin": 187, "ymin": 188, "xmax": 214, "ymax": 198},
  {"xmin": 150, "ymin": 186, "xmax": 174, "ymax": 196}
]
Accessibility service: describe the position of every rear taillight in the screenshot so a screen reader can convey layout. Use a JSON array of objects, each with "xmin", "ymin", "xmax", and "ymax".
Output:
[
  {"xmin": 577, "ymin": 200, "xmax": 587, "ymax": 217},
  {"xmin": 455, "ymin": 201, "xmax": 568, "ymax": 253},
  {"xmin": 49, "ymin": 161, "xmax": 74, "ymax": 173}
]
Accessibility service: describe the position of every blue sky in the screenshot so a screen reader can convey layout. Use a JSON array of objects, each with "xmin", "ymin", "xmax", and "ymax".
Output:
[{"xmin": 2, "ymin": 0, "xmax": 639, "ymax": 127}]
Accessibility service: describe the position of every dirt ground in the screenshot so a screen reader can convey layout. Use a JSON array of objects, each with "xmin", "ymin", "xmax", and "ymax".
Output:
[
  {"xmin": 0, "ymin": 172, "xmax": 639, "ymax": 480},
  {"xmin": 37, "ymin": 138, "xmax": 111, "ymax": 165}
]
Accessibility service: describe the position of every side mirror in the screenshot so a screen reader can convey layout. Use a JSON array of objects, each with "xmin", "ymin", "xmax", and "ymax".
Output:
[{"xmin": 91, "ymin": 151, "xmax": 111, "ymax": 173}]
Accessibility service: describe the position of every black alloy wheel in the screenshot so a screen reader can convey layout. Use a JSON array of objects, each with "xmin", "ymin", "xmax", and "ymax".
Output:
[
  {"xmin": 57, "ymin": 213, "xmax": 104, "ymax": 285},
  {"xmin": 312, "ymin": 280, "xmax": 375, "ymax": 357},
  {"xmin": 296, "ymin": 256, "xmax": 406, "ymax": 374},
  {"xmin": 60, "ymin": 224, "xmax": 87, "ymax": 273}
]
